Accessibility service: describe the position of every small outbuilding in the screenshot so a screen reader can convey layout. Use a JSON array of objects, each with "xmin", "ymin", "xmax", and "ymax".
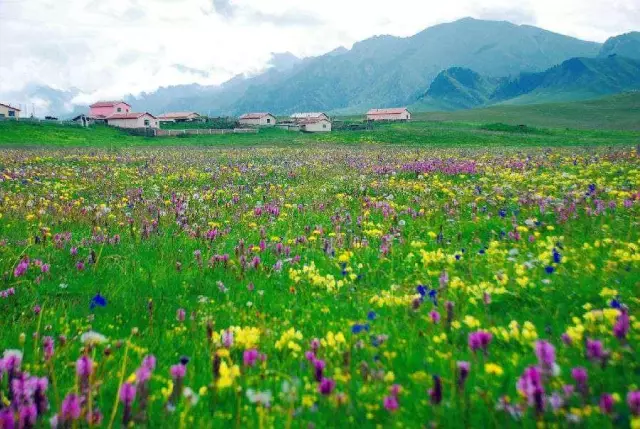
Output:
[
  {"xmin": 0, "ymin": 103, "xmax": 20, "ymax": 119},
  {"xmin": 157, "ymin": 112, "xmax": 203, "ymax": 123},
  {"xmin": 366, "ymin": 107, "xmax": 411, "ymax": 121},
  {"xmin": 291, "ymin": 112, "xmax": 329, "ymax": 122},
  {"xmin": 106, "ymin": 112, "xmax": 159, "ymax": 129},
  {"xmin": 299, "ymin": 118, "xmax": 331, "ymax": 133},
  {"xmin": 238, "ymin": 112, "xmax": 276, "ymax": 127}
]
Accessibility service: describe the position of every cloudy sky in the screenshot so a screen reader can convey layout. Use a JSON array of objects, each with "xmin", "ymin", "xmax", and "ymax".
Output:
[{"xmin": 1, "ymin": 0, "xmax": 638, "ymax": 107}]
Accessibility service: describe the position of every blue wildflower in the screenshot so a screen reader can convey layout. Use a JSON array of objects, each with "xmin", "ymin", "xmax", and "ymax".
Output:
[
  {"xmin": 428, "ymin": 289, "xmax": 438, "ymax": 306},
  {"xmin": 90, "ymin": 293, "xmax": 107, "ymax": 310},
  {"xmin": 610, "ymin": 297, "xmax": 622, "ymax": 309},
  {"xmin": 367, "ymin": 311, "xmax": 377, "ymax": 321},
  {"xmin": 553, "ymin": 249, "xmax": 561, "ymax": 264},
  {"xmin": 499, "ymin": 209, "xmax": 507, "ymax": 218},
  {"xmin": 416, "ymin": 285, "xmax": 427, "ymax": 298},
  {"xmin": 478, "ymin": 248, "xmax": 485, "ymax": 255},
  {"xmin": 351, "ymin": 324, "xmax": 370, "ymax": 334},
  {"xmin": 545, "ymin": 266, "xmax": 555, "ymax": 274}
]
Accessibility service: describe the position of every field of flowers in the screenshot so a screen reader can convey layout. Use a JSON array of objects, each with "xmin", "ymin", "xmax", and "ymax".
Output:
[{"xmin": 0, "ymin": 145, "xmax": 638, "ymax": 428}]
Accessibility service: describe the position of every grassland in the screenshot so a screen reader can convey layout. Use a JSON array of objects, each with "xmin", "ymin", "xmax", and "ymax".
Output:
[
  {"xmin": 0, "ymin": 113, "xmax": 638, "ymax": 428},
  {"xmin": 1, "ymin": 116, "xmax": 639, "ymax": 150},
  {"xmin": 415, "ymin": 92, "xmax": 640, "ymax": 131}
]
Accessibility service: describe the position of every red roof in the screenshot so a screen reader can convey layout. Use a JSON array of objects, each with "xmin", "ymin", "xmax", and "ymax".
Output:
[
  {"xmin": 0, "ymin": 103, "xmax": 20, "ymax": 111},
  {"xmin": 239, "ymin": 112, "xmax": 273, "ymax": 120},
  {"xmin": 107, "ymin": 112, "xmax": 156, "ymax": 120},
  {"xmin": 90, "ymin": 100, "xmax": 131, "ymax": 108},
  {"xmin": 366, "ymin": 108, "xmax": 409, "ymax": 115}
]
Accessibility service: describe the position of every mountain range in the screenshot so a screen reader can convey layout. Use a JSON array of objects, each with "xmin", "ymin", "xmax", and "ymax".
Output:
[{"xmin": 7, "ymin": 19, "xmax": 640, "ymax": 117}]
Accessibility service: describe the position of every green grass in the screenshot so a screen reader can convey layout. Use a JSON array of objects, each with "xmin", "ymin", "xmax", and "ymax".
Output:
[
  {"xmin": 413, "ymin": 92, "xmax": 640, "ymax": 131},
  {"xmin": 1, "ymin": 116, "xmax": 639, "ymax": 150}
]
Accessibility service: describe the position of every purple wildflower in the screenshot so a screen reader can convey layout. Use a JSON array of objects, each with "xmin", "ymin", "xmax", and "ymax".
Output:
[
  {"xmin": 599, "ymin": 393, "xmax": 614, "ymax": 415},
  {"xmin": 613, "ymin": 309, "xmax": 630, "ymax": 340},
  {"xmin": 243, "ymin": 349, "xmax": 260, "ymax": 367},
  {"xmin": 429, "ymin": 375, "xmax": 442, "ymax": 405},
  {"xmin": 468, "ymin": 330, "xmax": 493, "ymax": 354},
  {"xmin": 456, "ymin": 361, "xmax": 470, "ymax": 390},
  {"xmin": 628, "ymin": 391, "xmax": 640, "ymax": 416},
  {"xmin": 535, "ymin": 340, "xmax": 556, "ymax": 368},
  {"xmin": 60, "ymin": 393, "xmax": 81, "ymax": 422},
  {"xmin": 318, "ymin": 377, "xmax": 335, "ymax": 395}
]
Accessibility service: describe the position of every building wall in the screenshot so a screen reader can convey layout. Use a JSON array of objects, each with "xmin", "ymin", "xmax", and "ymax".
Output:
[
  {"xmin": 302, "ymin": 120, "xmax": 331, "ymax": 132},
  {"xmin": 291, "ymin": 113, "xmax": 329, "ymax": 122},
  {"xmin": 367, "ymin": 111, "xmax": 411, "ymax": 121},
  {"xmin": 0, "ymin": 105, "xmax": 20, "ymax": 119},
  {"xmin": 108, "ymin": 115, "xmax": 158, "ymax": 129},
  {"xmin": 239, "ymin": 115, "xmax": 276, "ymax": 127},
  {"xmin": 90, "ymin": 102, "xmax": 131, "ymax": 118}
]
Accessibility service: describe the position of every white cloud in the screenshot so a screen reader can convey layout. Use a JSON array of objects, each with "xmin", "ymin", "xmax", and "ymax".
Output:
[{"xmin": 1, "ymin": 0, "xmax": 637, "ymax": 108}]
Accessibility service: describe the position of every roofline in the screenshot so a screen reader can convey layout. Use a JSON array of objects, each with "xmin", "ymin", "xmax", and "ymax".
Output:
[
  {"xmin": 89, "ymin": 101, "xmax": 132, "ymax": 108},
  {"xmin": 107, "ymin": 112, "xmax": 157, "ymax": 119},
  {"xmin": 0, "ymin": 103, "xmax": 20, "ymax": 111}
]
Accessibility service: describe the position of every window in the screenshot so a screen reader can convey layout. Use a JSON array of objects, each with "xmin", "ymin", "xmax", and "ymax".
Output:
[
  {"xmin": 322, "ymin": 124, "xmax": 326, "ymax": 129},
  {"xmin": 267, "ymin": 118, "xmax": 271, "ymax": 124},
  {"xmin": 8, "ymin": 111, "xmax": 15, "ymax": 117},
  {"xmin": 144, "ymin": 119, "xmax": 150, "ymax": 126},
  {"xmin": 117, "ymin": 107, "xmax": 122, "ymax": 112},
  {"xmin": 0, "ymin": 114, "xmax": 5, "ymax": 118}
]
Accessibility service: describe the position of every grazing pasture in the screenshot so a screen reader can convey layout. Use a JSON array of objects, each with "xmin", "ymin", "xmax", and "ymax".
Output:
[{"xmin": 0, "ymin": 124, "xmax": 638, "ymax": 428}]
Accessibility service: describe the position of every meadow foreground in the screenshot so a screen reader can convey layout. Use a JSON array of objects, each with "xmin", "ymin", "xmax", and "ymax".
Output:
[{"xmin": 0, "ymin": 145, "xmax": 638, "ymax": 428}]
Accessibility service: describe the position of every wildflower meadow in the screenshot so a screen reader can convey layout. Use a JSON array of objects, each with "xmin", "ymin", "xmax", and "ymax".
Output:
[{"xmin": 0, "ymin": 145, "xmax": 638, "ymax": 428}]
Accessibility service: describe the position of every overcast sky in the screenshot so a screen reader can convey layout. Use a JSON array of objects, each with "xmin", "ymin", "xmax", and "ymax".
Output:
[{"xmin": 1, "ymin": 0, "xmax": 638, "ymax": 105}]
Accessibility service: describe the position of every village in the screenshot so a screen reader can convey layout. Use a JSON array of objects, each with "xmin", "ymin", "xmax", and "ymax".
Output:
[{"xmin": 0, "ymin": 101, "xmax": 411, "ymax": 134}]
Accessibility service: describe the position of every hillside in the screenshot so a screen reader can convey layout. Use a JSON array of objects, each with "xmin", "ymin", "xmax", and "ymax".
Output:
[
  {"xmin": 415, "ymin": 92, "xmax": 640, "ymax": 130},
  {"xmin": 414, "ymin": 56, "xmax": 640, "ymax": 110},
  {"xmin": 599, "ymin": 32, "xmax": 640, "ymax": 60},
  {"xmin": 231, "ymin": 18, "xmax": 600, "ymax": 114}
]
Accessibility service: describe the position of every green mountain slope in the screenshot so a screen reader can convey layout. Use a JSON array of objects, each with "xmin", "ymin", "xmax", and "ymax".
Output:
[
  {"xmin": 231, "ymin": 17, "xmax": 600, "ymax": 114},
  {"xmin": 414, "ymin": 92, "xmax": 640, "ymax": 130},
  {"xmin": 413, "ymin": 56, "xmax": 640, "ymax": 110}
]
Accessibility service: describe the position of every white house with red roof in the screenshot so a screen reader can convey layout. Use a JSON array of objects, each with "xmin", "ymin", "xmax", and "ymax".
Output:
[
  {"xmin": 0, "ymin": 103, "xmax": 20, "ymax": 119},
  {"xmin": 366, "ymin": 107, "xmax": 411, "ymax": 121},
  {"xmin": 239, "ymin": 112, "xmax": 276, "ymax": 127},
  {"xmin": 106, "ymin": 112, "xmax": 158, "ymax": 129}
]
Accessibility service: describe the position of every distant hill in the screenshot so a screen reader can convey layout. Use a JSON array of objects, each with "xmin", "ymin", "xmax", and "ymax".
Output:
[
  {"xmin": 230, "ymin": 18, "xmax": 601, "ymax": 114},
  {"xmin": 599, "ymin": 32, "xmax": 640, "ymax": 60},
  {"xmin": 414, "ymin": 55, "xmax": 640, "ymax": 110},
  {"xmin": 5, "ymin": 17, "xmax": 619, "ymax": 117},
  {"xmin": 414, "ymin": 92, "xmax": 640, "ymax": 131}
]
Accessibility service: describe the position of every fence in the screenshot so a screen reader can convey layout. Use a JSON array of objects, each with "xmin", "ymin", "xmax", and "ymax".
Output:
[
  {"xmin": 155, "ymin": 128, "xmax": 259, "ymax": 137},
  {"xmin": 0, "ymin": 117, "xmax": 81, "ymax": 127}
]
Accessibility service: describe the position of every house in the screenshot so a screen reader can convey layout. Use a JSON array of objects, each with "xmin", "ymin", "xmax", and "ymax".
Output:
[
  {"xmin": 291, "ymin": 112, "xmax": 329, "ymax": 122},
  {"xmin": 0, "ymin": 103, "xmax": 20, "ymax": 119},
  {"xmin": 72, "ymin": 114, "xmax": 93, "ymax": 127},
  {"xmin": 366, "ymin": 108, "xmax": 411, "ymax": 121},
  {"xmin": 106, "ymin": 112, "xmax": 158, "ymax": 129},
  {"xmin": 157, "ymin": 112, "xmax": 203, "ymax": 123},
  {"xmin": 89, "ymin": 101, "xmax": 131, "ymax": 119},
  {"xmin": 299, "ymin": 118, "xmax": 331, "ymax": 133},
  {"xmin": 238, "ymin": 112, "xmax": 276, "ymax": 127}
]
